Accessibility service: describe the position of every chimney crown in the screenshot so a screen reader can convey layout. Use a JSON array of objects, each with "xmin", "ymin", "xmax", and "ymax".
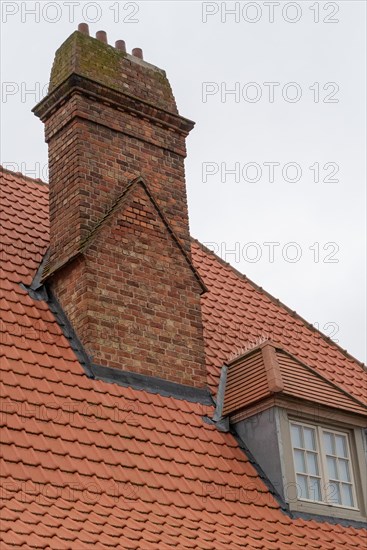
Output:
[{"xmin": 47, "ymin": 29, "xmax": 176, "ymax": 113}]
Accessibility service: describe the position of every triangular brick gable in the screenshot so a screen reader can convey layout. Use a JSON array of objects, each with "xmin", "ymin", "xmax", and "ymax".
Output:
[
  {"xmin": 78, "ymin": 177, "xmax": 206, "ymax": 294},
  {"xmin": 48, "ymin": 177, "xmax": 207, "ymax": 386}
]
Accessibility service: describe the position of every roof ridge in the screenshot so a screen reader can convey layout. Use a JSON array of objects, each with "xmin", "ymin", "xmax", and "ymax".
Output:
[
  {"xmin": 191, "ymin": 237, "xmax": 367, "ymax": 372},
  {"xmin": 0, "ymin": 165, "xmax": 49, "ymax": 188},
  {"xmin": 261, "ymin": 342, "xmax": 284, "ymax": 394}
]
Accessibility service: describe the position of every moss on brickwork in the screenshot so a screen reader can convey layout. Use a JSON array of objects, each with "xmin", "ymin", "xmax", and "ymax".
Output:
[
  {"xmin": 76, "ymin": 34, "xmax": 128, "ymax": 88},
  {"xmin": 48, "ymin": 31, "xmax": 175, "ymax": 111},
  {"xmin": 152, "ymin": 71, "xmax": 171, "ymax": 92},
  {"xmin": 50, "ymin": 31, "xmax": 127, "ymax": 92},
  {"xmin": 49, "ymin": 32, "xmax": 77, "ymax": 91}
]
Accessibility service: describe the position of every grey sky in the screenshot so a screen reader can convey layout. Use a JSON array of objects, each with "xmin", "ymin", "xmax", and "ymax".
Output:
[{"xmin": 1, "ymin": 1, "xmax": 366, "ymax": 362}]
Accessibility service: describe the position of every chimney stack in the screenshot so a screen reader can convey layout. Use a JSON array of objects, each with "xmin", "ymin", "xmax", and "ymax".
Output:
[{"xmin": 33, "ymin": 27, "xmax": 207, "ymax": 388}]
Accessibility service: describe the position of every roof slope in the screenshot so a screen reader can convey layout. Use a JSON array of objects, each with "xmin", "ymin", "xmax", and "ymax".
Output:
[
  {"xmin": 1, "ymin": 167, "xmax": 366, "ymax": 548},
  {"xmin": 191, "ymin": 240, "xmax": 367, "ymax": 401},
  {"xmin": 0, "ymin": 169, "xmax": 49, "ymax": 285}
]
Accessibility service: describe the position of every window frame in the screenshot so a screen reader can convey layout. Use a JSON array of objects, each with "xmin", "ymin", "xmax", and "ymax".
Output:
[
  {"xmin": 319, "ymin": 426, "xmax": 357, "ymax": 510},
  {"xmin": 290, "ymin": 420, "xmax": 358, "ymax": 510},
  {"xmin": 278, "ymin": 407, "xmax": 367, "ymax": 522}
]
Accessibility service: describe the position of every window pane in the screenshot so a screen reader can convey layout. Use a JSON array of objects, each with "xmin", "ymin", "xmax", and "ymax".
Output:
[
  {"xmin": 303, "ymin": 427, "xmax": 316, "ymax": 450},
  {"xmin": 306, "ymin": 452, "xmax": 319, "ymax": 476},
  {"xmin": 323, "ymin": 432, "xmax": 334, "ymax": 455},
  {"xmin": 291, "ymin": 424, "xmax": 302, "ymax": 448},
  {"xmin": 291, "ymin": 425, "xmax": 356, "ymax": 510},
  {"xmin": 294, "ymin": 449, "xmax": 306, "ymax": 473},
  {"xmin": 327, "ymin": 481, "xmax": 341, "ymax": 505},
  {"xmin": 327, "ymin": 456, "xmax": 338, "ymax": 479},
  {"xmin": 335, "ymin": 435, "xmax": 347, "ymax": 458},
  {"xmin": 341, "ymin": 484, "xmax": 354, "ymax": 507},
  {"xmin": 339, "ymin": 459, "xmax": 351, "ymax": 482},
  {"xmin": 309, "ymin": 477, "xmax": 322, "ymax": 502},
  {"xmin": 296, "ymin": 474, "xmax": 309, "ymax": 499}
]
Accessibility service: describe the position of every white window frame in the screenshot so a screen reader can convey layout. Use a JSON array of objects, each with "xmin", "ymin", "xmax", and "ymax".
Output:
[{"xmin": 290, "ymin": 421, "xmax": 358, "ymax": 510}]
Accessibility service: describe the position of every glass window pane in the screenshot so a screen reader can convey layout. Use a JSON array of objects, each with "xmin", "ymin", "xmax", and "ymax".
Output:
[
  {"xmin": 341, "ymin": 484, "xmax": 354, "ymax": 507},
  {"xmin": 327, "ymin": 481, "xmax": 341, "ymax": 505},
  {"xmin": 339, "ymin": 459, "xmax": 351, "ymax": 482},
  {"xmin": 296, "ymin": 474, "xmax": 309, "ymax": 500},
  {"xmin": 306, "ymin": 452, "xmax": 319, "ymax": 476},
  {"xmin": 335, "ymin": 435, "xmax": 347, "ymax": 458},
  {"xmin": 324, "ymin": 432, "xmax": 334, "ymax": 455},
  {"xmin": 309, "ymin": 477, "xmax": 322, "ymax": 502},
  {"xmin": 291, "ymin": 424, "xmax": 302, "ymax": 448},
  {"xmin": 327, "ymin": 456, "xmax": 338, "ymax": 479},
  {"xmin": 294, "ymin": 449, "xmax": 306, "ymax": 473},
  {"xmin": 303, "ymin": 427, "xmax": 316, "ymax": 450}
]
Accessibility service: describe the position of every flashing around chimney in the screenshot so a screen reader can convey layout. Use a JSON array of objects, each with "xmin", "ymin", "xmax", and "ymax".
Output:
[
  {"xmin": 212, "ymin": 365, "xmax": 230, "ymax": 432},
  {"xmin": 21, "ymin": 255, "xmax": 213, "ymax": 404},
  {"xmin": 21, "ymin": 254, "xmax": 95, "ymax": 379},
  {"xmin": 91, "ymin": 364, "xmax": 213, "ymax": 405}
]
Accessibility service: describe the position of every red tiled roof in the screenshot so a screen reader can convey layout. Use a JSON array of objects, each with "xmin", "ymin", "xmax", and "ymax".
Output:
[
  {"xmin": 0, "ymin": 170, "xmax": 49, "ymax": 285},
  {"xmin": 192, "ymin": 240, "xmax": 367, "ymax": 402},
  {"xmin": 221, "ymin": 342, "xmax": 367, "ymax": 417},
  {"xmin": 1, "ymin": 167, "xmax": 366, "ymax": 548}
]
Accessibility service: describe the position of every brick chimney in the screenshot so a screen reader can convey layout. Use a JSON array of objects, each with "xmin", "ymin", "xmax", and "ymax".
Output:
[{"xmin": 33, "ymin": 26, "xmax": 207, "ymax": 388}]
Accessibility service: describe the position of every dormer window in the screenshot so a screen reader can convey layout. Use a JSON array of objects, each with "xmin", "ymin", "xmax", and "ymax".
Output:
[
  {"xmin": 290, "ymin": 422, "xmax": 357, "ymax": 509},
  {"xmin": 213, "ymin": 340, "xmax": 367, "ymax": 522}
]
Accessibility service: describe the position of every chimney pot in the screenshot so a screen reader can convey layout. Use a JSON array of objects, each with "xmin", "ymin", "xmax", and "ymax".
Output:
[
  {"xmin": 78, "ymin": 23, "xmax": 89, "ymax": 36},
  {"xmin": 132, "ymin": 48, "xmax": 143, "ymax": 60},
  {"xmin": 115, "ymin": 40, "xmax": 126, "ymax": 53},
  {"xmin": 96, "ymin": 30, "xmax": 107, "ymax": 44}
]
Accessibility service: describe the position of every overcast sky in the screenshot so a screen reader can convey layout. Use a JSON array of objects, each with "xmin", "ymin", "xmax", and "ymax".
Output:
[{"xmin": 1, "ymin": 1, "xmax": 366, "ymax": 363}]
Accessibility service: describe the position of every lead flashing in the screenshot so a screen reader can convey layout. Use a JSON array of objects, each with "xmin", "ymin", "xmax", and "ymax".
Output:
[
  {"xmin": 213, "ymin": 364, "xmax": 228, "ymax": 423},
  {"xmin": 91, "ymin": 364, "xmax": 213, "ymax": 405},
  {"xmin": 290, "ymin": 511, "xmax": 367, "ymax": 530}
]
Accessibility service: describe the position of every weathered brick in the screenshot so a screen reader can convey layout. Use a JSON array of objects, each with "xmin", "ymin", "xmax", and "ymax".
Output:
[{"xmin": 34, "ymin": 30, "xmax": 207, "ymax": 388}]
